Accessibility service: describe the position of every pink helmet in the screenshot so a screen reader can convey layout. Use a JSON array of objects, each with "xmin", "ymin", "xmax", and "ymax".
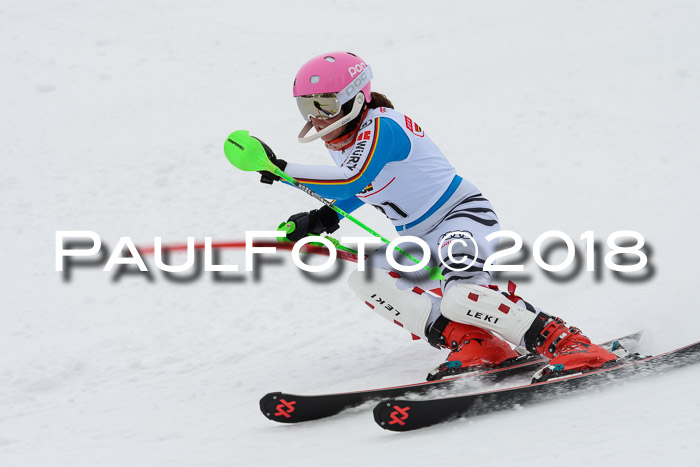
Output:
[
  {"xmin": 293, "ymin": 51, "xmax": 373, "ymax": 103},
  {"xmin": 293, "ymin": 52, "xmax": 374, "ymax": 144}
]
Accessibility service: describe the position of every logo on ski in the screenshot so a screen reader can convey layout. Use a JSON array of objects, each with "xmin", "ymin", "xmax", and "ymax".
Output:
[
  {"xmin": 388, "ymin": 405, "xmax": 411, "ymax": 425},
  {"xmin": 274, "ymin": 399, "xmax": 297, "ymax": 418}
]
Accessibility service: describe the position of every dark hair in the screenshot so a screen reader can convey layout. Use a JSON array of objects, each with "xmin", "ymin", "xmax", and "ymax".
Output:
[
  {"xmin": 338, "ymin": 91, "xmax": 394, "ymax": 138},
  {"xmin": 367, "ymin": 92, "xmax": 394, "ymax": 109}
]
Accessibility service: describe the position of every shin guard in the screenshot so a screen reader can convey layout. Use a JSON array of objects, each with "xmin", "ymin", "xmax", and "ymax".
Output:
[
  {"xmin": 440, "ymin": 283, "xmax": 537, "ymax": 346},
  {"xmin": 348, "ymin": 268, "xmax": 434, "ymax": 341}
]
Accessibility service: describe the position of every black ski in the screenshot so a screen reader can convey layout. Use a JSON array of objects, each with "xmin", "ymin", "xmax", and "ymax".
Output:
[
  {"xmin": 373, "ymin": 340, "xmax": 700, "ymax": 432},
  {"xmin": 259, "ymin": 332, "xmax": 641, "ymax": 424}
]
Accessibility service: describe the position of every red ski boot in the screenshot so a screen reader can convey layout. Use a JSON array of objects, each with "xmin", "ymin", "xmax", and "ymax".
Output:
[
  {"xmin": 525, "ymin": 313, "xmax": 621, "ymax": 383},
  {"xmin": 426, "ymin": 318, "xmax": 522, "ymax": 381}
]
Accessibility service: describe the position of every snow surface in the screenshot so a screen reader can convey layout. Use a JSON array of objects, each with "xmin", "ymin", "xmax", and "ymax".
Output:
[{"xmin": 2, "ymin": 0, "xmax": 700, "ymax": 466}]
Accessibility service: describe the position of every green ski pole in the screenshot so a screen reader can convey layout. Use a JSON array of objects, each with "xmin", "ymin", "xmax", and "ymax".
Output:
[
  {"xmin": 277, "ymin": 221, "xmax": 359, "ymax": 255},
  {"xmin": 223, "ymin": 130, "xmax": 444, "ymax": 281}
]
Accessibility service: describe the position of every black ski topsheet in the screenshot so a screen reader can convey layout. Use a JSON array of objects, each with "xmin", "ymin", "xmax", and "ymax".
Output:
[
  {"xmin": 259, "ymin": 332, "xmax": 642, "ymax": 424},
  {"xmin": 373, "ymin": 340, "xmax": 700, "ymax": 432}
]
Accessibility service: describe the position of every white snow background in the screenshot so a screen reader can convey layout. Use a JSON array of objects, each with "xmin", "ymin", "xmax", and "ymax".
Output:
[{"xmin": 2, "ymin": 0, "xmax": 699, "ymax": 466}]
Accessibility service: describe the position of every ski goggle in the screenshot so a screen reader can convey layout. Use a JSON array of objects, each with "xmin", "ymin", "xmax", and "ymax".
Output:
[
  {"xmin": 296, "ymin": 93, "xmax": 343, "ymax": 121},
  {"xmin": 295, "ymin": 65, "xmax": 374, "ymax": 121}
]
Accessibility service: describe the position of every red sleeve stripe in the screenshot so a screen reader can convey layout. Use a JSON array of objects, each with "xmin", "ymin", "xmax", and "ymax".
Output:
[{"xmin": 295, "ymin": 119, "xmax": 381, "ymax": 186}]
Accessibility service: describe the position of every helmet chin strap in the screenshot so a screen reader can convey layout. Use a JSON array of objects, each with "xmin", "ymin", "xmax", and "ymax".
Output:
[
  {"xmin": 297, "ymin": 93, "xmax": 366, "ymax": 144},
  {"xmin": 325, "ymin": 106, "xmax": 369, "ymax": 151}
]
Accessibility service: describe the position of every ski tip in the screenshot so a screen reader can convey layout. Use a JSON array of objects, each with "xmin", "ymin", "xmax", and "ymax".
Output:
[
  {"xmin": 373, "ymin": 399, "xmax": 416, "ymax": 432},
  {"xmin": 373, "ymin": 399, "xmax": 395, "ymax": 430},
  {"xmin": 259, "ymin": 392, "xmax": 299, "ymax": 423}
]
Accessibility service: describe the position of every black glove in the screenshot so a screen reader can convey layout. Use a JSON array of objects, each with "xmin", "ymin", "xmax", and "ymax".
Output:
[
  {"xmin": 286, "ymin": 205, "xmax": 340, "ymax": 241},
  {"xmin": 252, "ymin": 137, "xmax": 287, "ymax": 184}
]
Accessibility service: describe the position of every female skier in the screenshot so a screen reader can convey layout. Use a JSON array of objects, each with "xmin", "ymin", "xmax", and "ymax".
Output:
[{"xmin": 255, "ymin": 51, "xmax": 621, "ymax": 382}]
